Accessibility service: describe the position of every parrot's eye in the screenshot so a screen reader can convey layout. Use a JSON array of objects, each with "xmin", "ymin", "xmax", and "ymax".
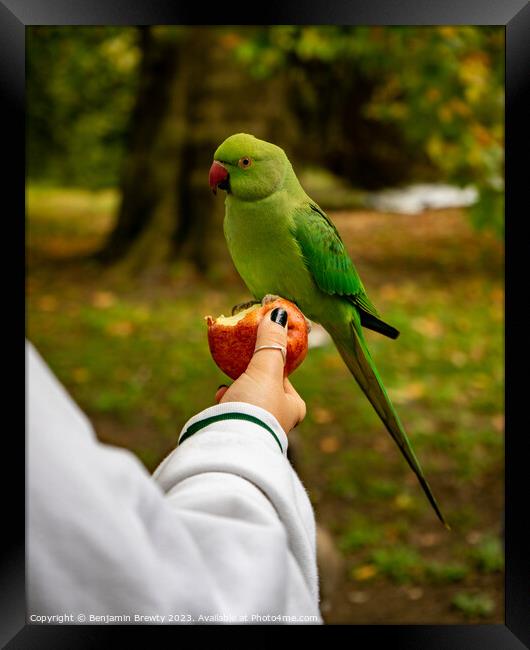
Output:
[{"xmin": 238, "ymin": 156, "xmax": 253, "ymax": 169}]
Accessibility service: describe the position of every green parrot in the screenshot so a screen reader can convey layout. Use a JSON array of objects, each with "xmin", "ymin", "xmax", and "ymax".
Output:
[{"xmin": 208, "ymin": 133, "xmax": 447, "ymax": 528}]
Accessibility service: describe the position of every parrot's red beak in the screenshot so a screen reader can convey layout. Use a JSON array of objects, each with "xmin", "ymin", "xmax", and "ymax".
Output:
[{"xmin": 209, "ymin": 160, "xmax": 229, "ymax": 195}]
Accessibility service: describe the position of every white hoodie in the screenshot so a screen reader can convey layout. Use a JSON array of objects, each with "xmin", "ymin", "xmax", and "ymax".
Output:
[{"xmin": 27, "ymin": 341, "xmax": 322, "ymax": 625}]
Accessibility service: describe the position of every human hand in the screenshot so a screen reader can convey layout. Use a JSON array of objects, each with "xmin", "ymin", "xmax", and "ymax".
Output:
[{"xmin": 214, "ymin": 308, "xmax": 306, "ymax": 434}]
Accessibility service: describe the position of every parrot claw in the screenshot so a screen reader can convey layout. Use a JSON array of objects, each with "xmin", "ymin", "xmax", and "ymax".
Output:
[
  {"xmin": 231, "ymin": 300, "xmax": 260, "ymax": 316},
  {"xmin": 261, "ymin": 294, "xmax": 281, "ymax": 306},
  {"xmin": 261, "ymin": 294, "xmax": 312, "ymax": 333}
]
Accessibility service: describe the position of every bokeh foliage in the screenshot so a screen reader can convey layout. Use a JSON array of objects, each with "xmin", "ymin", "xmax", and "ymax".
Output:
[
  {"xmin": 27, "ymin": 26, "xmax": 504, "ymax": 237},
  {"xmin": 235, "ymin": 27, "xmax": 504, "ymax": 236},
  {"xmin": 27, "ymin": 27, "xmax": 140, "ymax": 188}
]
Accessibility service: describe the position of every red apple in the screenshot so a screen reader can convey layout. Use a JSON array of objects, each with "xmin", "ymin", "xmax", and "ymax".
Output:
[{"xmin": 206, "ymin": 298, "xmax": 309, "ymax": 380}]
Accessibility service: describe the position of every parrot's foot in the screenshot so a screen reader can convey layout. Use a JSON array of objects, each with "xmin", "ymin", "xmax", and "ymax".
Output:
[
  {"xmin": 261, "ymin": 294, "xmax": 281, "ymax": 306},
  {"xmin": 231, "ymin": 300, "xmax": 260, "ymax": 316},
  {"xmin": 261, "ymin": 294, "xmax": 312, "ymax": 333}
]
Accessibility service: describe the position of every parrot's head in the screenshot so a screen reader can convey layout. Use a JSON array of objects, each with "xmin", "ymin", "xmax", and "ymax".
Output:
[{"xmin": 209, "ymin": 133, "xmax": 289, "ymax": 201}]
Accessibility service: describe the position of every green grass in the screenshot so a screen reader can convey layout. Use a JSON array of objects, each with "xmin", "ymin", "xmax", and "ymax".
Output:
[
  {"xmin": 370, "ymin": 546, "xmax": 423, "ymax": 584},
  {"xmin": 451, "ymin": 592, "xmax": 495, "ymax": 618},
  {"xmin": 469, "ymin": 535, "xmax": 504, "ymax": 573},
  {"xmin": 339, "ymin": 516, "xmax": 384, "ymax": 552},
  {"xmin": 27, "ymin": 186, "xmax": 504, "ymax": 623},
  {"xmin": 424, "ymin": 561, "xmax": 470, "ymax": 584}
]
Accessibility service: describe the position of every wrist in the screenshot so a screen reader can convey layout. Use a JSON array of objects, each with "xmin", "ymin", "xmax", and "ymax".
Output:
[{"xmin": 177, "ymin": 401, "xmax": 289, "ymax": 456}]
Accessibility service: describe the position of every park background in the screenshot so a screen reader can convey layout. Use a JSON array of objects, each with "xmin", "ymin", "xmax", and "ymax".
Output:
[{"xmin": 26, "ymin": 26, "xmax": 504, "ymax": 624}]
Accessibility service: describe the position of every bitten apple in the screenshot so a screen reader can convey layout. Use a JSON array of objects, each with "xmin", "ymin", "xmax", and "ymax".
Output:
[{"xmin": 206, "ymin": 298, "xmax": 309, "ymax": 380}]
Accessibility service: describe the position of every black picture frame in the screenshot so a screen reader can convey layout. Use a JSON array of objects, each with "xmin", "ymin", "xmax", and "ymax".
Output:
[{"xmin": 6, "ymin": 0, "xmax": 529, "ymax": 646}]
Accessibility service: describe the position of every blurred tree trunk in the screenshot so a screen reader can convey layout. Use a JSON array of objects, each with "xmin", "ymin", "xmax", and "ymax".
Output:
[
  {"xmin": 97, "ymin": 27, "xmax": 182, "ymax": 268},
  {"xmin": 98, "ymin": 26, "xmax": 294, "ymax": 275}
]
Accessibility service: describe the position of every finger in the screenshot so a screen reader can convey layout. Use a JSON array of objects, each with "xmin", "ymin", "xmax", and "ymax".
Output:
[
  {"xmin": 284, "ymin": 378, "xmax": 306, "ymax": 423},
  {"xmin": 285, "ymin": 392, "xmax": 307, "ymax": 428},
  {"xmin": 247, "ymin": 307, "xmax": 288, "ymax": 380},
  {"xmin": 215, "ymin": 385, "xmax": 229, "ymax": 404},
  {"xmin": 283, "ymin": 377, "xmax": 299, "ymax": 397}
]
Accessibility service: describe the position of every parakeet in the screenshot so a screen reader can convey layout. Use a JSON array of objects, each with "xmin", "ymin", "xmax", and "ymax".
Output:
[{"xmin": 209, "ymin": 133, "xmax": 447, "ymax": 527}]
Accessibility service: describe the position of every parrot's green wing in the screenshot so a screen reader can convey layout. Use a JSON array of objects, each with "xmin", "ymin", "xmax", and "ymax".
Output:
[
  {"xmin": 292, "ymin": 202, "xmax": 399, "ymax": 338},
  {"xmin": 293, "ymin": 201, "xmax": 446, "ymax": 526}
]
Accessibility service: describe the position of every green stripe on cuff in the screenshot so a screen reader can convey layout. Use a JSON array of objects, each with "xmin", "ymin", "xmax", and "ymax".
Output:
[{"xmin": 179, "ymin": 412, "xmax": 284, "ymax": 453}]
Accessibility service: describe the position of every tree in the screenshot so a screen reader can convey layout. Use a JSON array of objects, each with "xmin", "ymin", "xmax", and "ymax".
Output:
[
  {"xmin": 27, "ymin": 26, "xmax": 139, "ymax": 188},
  {"xmin": 98, "ymin": 26, "xmax": 294, "ymax": 273},
  {"xmin": 95, "ymin": 27, "xmax": 183, "ymax": 269},
  {"xmin": 235, "ymin": 26, "xmax": 505, "ymax": 235}
]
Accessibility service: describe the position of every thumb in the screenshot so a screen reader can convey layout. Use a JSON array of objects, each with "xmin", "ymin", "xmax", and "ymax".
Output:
[
  {"xmin": 246, "ymin": 307, "xmax": 288, "ymax": 380},
  {"xmin": 215, "ymin": 385, "xmax": 230, "ymax": 403}
]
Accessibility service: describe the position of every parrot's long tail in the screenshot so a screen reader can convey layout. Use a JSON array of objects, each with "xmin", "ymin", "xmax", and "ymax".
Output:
[{"xmin": 329, "ymin": 316, "xmax": 449, "ymax": 528}]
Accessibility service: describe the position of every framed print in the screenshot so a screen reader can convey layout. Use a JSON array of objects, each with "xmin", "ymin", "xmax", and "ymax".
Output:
[{"xmin": 5, "ymin": 0, "xmax": 529, "ymax": 646}]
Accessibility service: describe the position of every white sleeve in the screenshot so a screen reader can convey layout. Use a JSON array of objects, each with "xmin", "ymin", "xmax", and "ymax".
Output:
[{"xmin": 27, "ymin": 341, "xmax": 322, "ymax": 624}]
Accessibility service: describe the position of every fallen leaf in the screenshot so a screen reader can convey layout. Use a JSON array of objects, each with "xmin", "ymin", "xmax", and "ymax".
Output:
[
  {"xmin": 412, "ymin": 316, "xmax": 444, "ymax": 339},
  {"xmin": 107, "ymin": 321, "xmax": 134, "ymax": 337},
  {"xmin": 38, "ymin": 295, "xmax": 57, "ymax": 312},
  {"xmin": 491, "ymin": 414, "xmax": 504, "ymax": 433},
  {"xmin": 417, "ymin": 532, "xmax": 440, "ymax": 548},
  {"xmin": 219, "ymin": 32, "xmax": 243, "ymax": 49},
  {"xmin": 320, "ymin": 435, "xmax": 340, "ymax": 454},
  {"xmin": 348, "ymin": 591, "xmax": 369, "ymax": 604},
  {"xmin": 92, "ymin": 291, "xmax": 116, "ymax": 309},
  {"xmin": 466, "ymin": 531, "xmax": 482, "ymax": 545},
  {"xmin": 379, "ymin": 284, "xmax": 400, "ymax": 300},
  {"xmin": 404, "ymin": 586, "xmax": 424, "ymax": 601},
  {"xmin": 72, "ymin": 367, "xmax": 90, "ymax": 383},
  {"xmin": 470, "ymin": 345, "xmax": 485, "ymax": 361},
  {"xmin": 450, "ymin": 351, "xmax": 468, "ymax": 367},
  {"xmin": 314, "ymin": 407, "xmax": 334, "ymax": 424},
  {"xmin": 471, "ymin": 374, "xmax": 490, "ymax": 390},
  {"xmin": 394, "ymin": 493, "xmax": 414, "ymax": 511},
  {"xmin": 384, "ymin": 526, "xmax": 400, "ymax": 543},
  {"xmin": 490, "ymin": 287, "xmax": 503, "ymax": 304},
  {"xmin": 352, "ymin": 564, "xmax": 378, "ymax": 581},
  {"xmin": 388, "ymin": 382, "xmax": 425, "ymax": 404}
]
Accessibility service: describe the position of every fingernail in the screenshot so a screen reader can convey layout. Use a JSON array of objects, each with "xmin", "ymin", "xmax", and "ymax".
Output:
[
  {"xmin": 270, "ymin": 307, "xmax": 288, "ymax": 327},
  {"xmin": 217, "ymin": 384, "xmax": 228, "ymax": 390}
]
